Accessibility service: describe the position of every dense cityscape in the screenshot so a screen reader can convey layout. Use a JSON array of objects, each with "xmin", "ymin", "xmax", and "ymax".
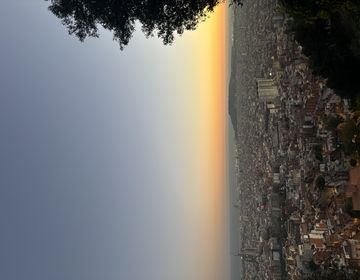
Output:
[{"xmin": 229, "ymin": 0, "xmax": 360, "ymax": 279}]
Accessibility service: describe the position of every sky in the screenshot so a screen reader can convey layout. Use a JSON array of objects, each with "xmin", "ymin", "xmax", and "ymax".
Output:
[{"xmin": 0, "ymin": 1, "xmax": 230, "ymax": 280}]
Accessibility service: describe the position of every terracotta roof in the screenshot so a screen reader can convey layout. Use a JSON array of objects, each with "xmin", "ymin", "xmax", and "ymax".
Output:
[
  {"xmin": 349, "ymin": 166, "xmax": 360, "ymax": 186},
  {"xmin": 346, "ymin": 169, "xmax": 360, "ymax": 211},
  {"xmin": 310, "ymin": 237, "xmax": 325, "ymax": 249},
  {"xmin": 315, "ymin": 221, "xmax": 328, "ymax": 231},
  {"xmin": 313, "ymin": 250, "xmax": 332, "ymax": 264}
]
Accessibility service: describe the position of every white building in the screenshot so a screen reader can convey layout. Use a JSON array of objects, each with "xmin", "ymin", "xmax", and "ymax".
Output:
[{"xmin": 256, "ymin": 78, "xmax": 279, "ymax": 102}]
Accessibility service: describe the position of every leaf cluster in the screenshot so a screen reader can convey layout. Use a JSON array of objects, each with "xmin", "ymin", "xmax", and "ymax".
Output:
[
  {"xmin": 315, "ymin": 175, "xmax": 325, "ymax": 190},
  {"xmin": 339, "ymin": 118, "xmax": 360, "ymax": 156},
  {"xmin": 280, "ymin": 0, "xmax": 360, "ymax": 97},
  {"xmin": 46, "ymin": 0, "xmax": 243, "ymax": 50}
]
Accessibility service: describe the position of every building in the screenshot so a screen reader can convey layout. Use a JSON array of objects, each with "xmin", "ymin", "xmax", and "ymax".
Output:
[
  {"xmin": 267, "ymin": 102, "xmax": 280, "ymax": 114},
  {"xmin": 343, "ymin": 239, "xmax": 360, "ymax": 267},
  {"xmin": 309, "ymin": 221, "xmax": 328, "ymax": 250},
  {"xmin": 256, "ymin": 78, "xmax": 280, "ymax": 102}
]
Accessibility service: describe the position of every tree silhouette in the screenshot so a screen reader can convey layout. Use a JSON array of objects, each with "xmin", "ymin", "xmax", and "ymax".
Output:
[
  {"xmin": 280, "ymin": 0, "xmax": 360, "ymax": 97},
  {"xmin": 46, "ymin": 0, "xmax": 243, "ymax": 50}
]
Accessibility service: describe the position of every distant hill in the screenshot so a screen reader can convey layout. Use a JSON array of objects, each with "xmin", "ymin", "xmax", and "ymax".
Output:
[{"xmin": 228, "ymin": 41, "xmax": 239, "ymax": 138}]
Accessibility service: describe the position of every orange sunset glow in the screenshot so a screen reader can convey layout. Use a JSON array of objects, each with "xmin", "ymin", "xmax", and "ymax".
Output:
[{"xmin": 172, "ymin": 4, "xmax": 229, "ymax": 280}]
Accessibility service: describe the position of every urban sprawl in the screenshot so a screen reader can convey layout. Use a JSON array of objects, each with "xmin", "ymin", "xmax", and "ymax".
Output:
[{"xmin": 230, "ymin": 0, "xmax": 360, "ymax": 279}]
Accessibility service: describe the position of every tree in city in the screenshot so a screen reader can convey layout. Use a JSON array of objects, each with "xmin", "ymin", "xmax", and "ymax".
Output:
[
  {"xmin": 338, "ymin": 119, "xmax": 360, "ymax": 156},
  {"xmin": 313, "ymin": 145, "xmax": 323, "ymax": 162},
  {"xmin": 46, "ymin": 0, "xmax": 243, "ymax": 50},
  {"xmin": 350, "ymin": 96, "xmax": 360, "ymax": 111},
  {"xmin": 323, "ymin": 114, "xmax": 343, "ymax": 131},
  {"xmin": 315, "ymin": 176, "xmax": 325, "ymax": 190}
]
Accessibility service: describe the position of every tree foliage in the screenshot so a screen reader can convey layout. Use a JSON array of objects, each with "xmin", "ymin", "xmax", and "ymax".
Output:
[
  {"xmin": 46, "ymin": 0, "xmax": 243, "ymax": 50},
  {"xmin": 323, "ymin": 114, "xmax": 343, "ymax": 131},
  {"xmin": 313, "ymin": 145, "xmax": 323, "ymax": 161},
  {"xmin": 315, "ymin": 176, "xmax": 325, "ymax": 190},
  {"xmin": 350, "ymin": 158, "xmax": 357, "ymax": 167},
  {"xmin": 280, "ymin": 0, "xmax": 360, "ymax": 97},
  {"xmin": 339, "ymin": 118, "xmax": 360, "ymax": 156},
  {"xmin": 280, "ymin": 0, "xmax": 360, "ymax": 23}
]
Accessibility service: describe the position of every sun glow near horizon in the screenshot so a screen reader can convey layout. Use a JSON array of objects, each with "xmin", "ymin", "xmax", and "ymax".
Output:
[
  {"xmin": 173, "ymin": 4, "xmax": 229, "ymax": 280},
  {"xmin": 110, "ymin": 4, "xmax": 229, "ymax": 278}
]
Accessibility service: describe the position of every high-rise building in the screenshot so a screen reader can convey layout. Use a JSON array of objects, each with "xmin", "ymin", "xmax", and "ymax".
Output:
[{"xmin": 256, "ymin": 78, "xmax": 279, "ymax": 102}]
